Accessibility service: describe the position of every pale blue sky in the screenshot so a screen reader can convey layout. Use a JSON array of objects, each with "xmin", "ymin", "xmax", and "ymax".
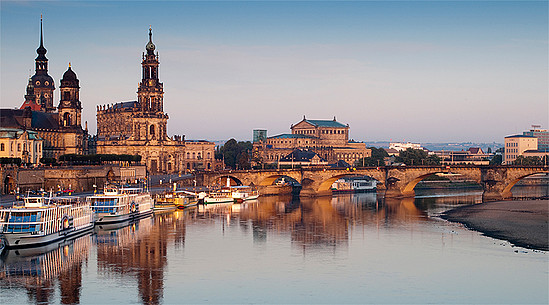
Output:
[{"xmin": 1, "ymin": 1, "xmax": 547, "ymax": 143}]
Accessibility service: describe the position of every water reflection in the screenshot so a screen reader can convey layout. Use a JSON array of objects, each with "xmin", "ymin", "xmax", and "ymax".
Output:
[
  {"xmin": 0, "ymin": 234, "xmax": 91, "ymax": 304},
  {"xmin": 0, "ymin": 187, "xmax": 546, "ymax": 304}
]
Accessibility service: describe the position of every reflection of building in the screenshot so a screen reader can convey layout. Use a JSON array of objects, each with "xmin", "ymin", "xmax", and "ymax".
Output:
[
  {"xmin": 504, "ymin": 135, "xmax": 538, "ymax": 164},
  {"xmin": 0, "ymin": 18, "xmax": 88, "ymax": 159},
  {"xmin": 0, "ymin": 128, "xmax": 43, "ymax": 164},
  {"xmin": 253, "ymin": 117, "xmax": 370, "ymax": 167},
  {"xmin": 94, "ymin": 212, "xmax": 187, "ymax": 304}
]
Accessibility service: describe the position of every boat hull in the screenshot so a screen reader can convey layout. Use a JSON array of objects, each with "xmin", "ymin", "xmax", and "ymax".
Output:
[
  {"xmin": 1, "ymin": 223, "xmax": 94, "ymax": 249},
  {"xmin": 94, "ymin": 209, "xmax": 153, "ymax": 224}
]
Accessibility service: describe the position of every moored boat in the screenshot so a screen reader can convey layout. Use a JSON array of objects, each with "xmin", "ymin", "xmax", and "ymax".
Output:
[
  {"xmin": 331, "ymin": 176, "xmax": 377, "ymax": 194},
  {"xmin": 0, "ymin": 195, "xmax": 94, "ymax": 249},
  {"xmin": 155, "ymin": 190, "xmax": 199, "ymax": 210},
  {"xmin": 87, "ymin": 185, "xmax": 153, "ymax": 224},
  {"xmin": 231, "ymin": 186, "xmax": 259, "ymax": 203},
  {"xmin": 199, "ymin": 188, "xmax": 236, "ymax": 204}
]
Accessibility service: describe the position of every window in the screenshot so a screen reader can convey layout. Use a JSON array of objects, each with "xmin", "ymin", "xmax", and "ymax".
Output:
[
  {"xmin": 18, "ymin": 143, "xmax": 21, "ymax": 151},
  {"xmin": 0, "ymin": 143, "xmax": 4, "ymax": 151},
  {"xmin": 150, "ymin": 125, "xmax": 155, "ymax": 138},
  {"xmin": 64, "ymin": 91, "xmax": 70, "ymax": 101}
]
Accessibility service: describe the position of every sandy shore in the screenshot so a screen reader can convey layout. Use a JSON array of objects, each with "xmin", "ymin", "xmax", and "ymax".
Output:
[{"xmin": 441, "ymin": 200, "xmax": 548, "ymax": 251}]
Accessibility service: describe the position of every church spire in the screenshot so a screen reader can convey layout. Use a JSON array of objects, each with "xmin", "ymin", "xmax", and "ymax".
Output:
[{"xmin": 36, "ymin": 15, "xmax": 47, "ymax": 61}]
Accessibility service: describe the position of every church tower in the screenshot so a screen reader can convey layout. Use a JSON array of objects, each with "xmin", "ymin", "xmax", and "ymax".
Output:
[
  {"xmin": 20, "ymin": 77, "xmax": 41, "ymax": 111},
  {"xmin": 31, "ymin": 16, "xmax": 55, "ymax": 113},
  {"xmin": 137, "ymin": 27, "xmax": 164, "ymax": 113},
  {"xmin": 58, "ymin": 64, "xmax": 82, "ymax": 128}
]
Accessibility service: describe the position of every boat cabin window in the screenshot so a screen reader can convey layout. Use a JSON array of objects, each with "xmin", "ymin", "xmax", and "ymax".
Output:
[
  {"xmin": 3, "ymin": 211, "xmax": 42, "ymax": 233},
  {"xmin": 90, "ymin": 198, "xmax": 118, "ymax": 213}
]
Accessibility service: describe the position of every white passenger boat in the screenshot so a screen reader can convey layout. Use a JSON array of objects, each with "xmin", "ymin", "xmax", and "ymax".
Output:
[
  {"xmin": 0, "ymin": 196, "xmax": 94, "ymax": 249},
  {"xmin": 231, "ymin": 186, "xmax": 259, "ymax": 203},
  {"xmin": 87, "ymin": 185, "xmax": 153, "ymax": 224},
  {"xmin": 199, "ymin": 188, "xmax": 236, "ymax": 204},
  {"xmin": 331, "ymin": 176, "xmax": 377, "ymax": 194}
]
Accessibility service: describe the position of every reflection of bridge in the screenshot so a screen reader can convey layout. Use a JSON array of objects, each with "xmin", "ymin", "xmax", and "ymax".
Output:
[{"xmin": 200, "ymin": 165, "xmax": 549, "ymax": 200}]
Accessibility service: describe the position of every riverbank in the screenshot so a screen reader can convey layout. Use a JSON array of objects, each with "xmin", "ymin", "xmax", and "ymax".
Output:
[{"xmin": 441, "ymin": 200, "xmax": 548, "ymax": 251}]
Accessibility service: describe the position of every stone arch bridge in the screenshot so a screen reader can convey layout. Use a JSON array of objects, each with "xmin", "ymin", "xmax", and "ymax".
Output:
[{"xmin": 199, "ymin": 165, "xmax": 548, "ymax": 201}]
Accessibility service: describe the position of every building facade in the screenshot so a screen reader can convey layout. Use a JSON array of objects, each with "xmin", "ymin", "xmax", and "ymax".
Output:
[
  {"xmin": 96, "ymin": 28, "xmax": 215, "ymax": 174},
  {"xmin": 504, "ymin": 135, "xmax": 537, "ymax": 165},
  {"xmin": 523, "ymin": 125, "xmax": 549, "ymax": 151},
  {"xmin": 0, "ymin": 128, "xmax": 43, "ymax": 164},
  {"xmin": 252, "ymin": 117, "xmax": 370, "ymax": 167},
  {"xmin": 0, "ymin": 17, "xmax": 87, "ymax": 160}
]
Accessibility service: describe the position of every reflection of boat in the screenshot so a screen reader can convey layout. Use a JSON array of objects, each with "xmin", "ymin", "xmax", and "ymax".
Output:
[
  {"xmin": 0, "ymin": 196, "xmax": 94, "ymax": 249},
  {"xmin": 231, "ymin": 186, "xmax": 259, "ymax": 203},
  {"xmin": 87, "ymin": 185, "xmax": 153, "ymax": 224},
  {"xmin": 0, "ymin": 234, "xmax": 91, "ymax": 285},
  {"xmin": 331, "ymin": 176, "xmax": 377, "ymax": 194},
  {"xmin": 155, "ymin": 190, "xmax": 199, "ymax": 210}
]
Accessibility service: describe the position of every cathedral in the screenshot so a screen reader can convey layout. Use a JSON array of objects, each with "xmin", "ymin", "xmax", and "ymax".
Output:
[
  {"xmin": 96, "ymin": 28, "xmax": 216, "ymax": 174},
  {"xmin": 0, "ymin": 17, "xmax": 87, "ymax": 160}
]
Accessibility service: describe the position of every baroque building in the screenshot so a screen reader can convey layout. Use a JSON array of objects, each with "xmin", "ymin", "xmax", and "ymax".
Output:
[
  {"xmin": 96, "ymin": 28, "xmax": 193, "ymax": 174},
  {"xmin": 0, "ymin": 17, "xmax": 87, "ymax": 160},
  {"xmin": 252, "ymin": 117, "xmax": 371, "ymax": 167}
]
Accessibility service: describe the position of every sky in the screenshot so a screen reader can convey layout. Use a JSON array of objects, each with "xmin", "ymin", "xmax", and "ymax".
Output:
[{"xmin": 1, "ymin": 1, "xmax": 547, "ymax": 143}]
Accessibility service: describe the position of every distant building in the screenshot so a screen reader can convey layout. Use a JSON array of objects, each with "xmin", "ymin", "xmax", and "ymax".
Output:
[
  {"xmin": 389, "ymin": 142, "xmax": 423, "ymax": 151},
  {"xmin": 432, "ymin": 147, "xmax": 491, "ymax": 165},
  {"xmin": 0, "ymin": 128, "xmax": 43, "ymax": 164},
  {"xmin": 278, "ymin": 149, "xmax": 328, "ymax": 167},
  {"xmin": 504, "ymin": 135, "xmax": 537, "ymax": 165},
  {"xmin": 253, "ymin": 129, "xmax": 267, "ymax": 143},
  {"xmin": 252, "ymin": 116, "xmax": 370, "ymax": 167},
  {"xmin": 523, "ymin": 125, "xmax": 549, "ymax": 151}
]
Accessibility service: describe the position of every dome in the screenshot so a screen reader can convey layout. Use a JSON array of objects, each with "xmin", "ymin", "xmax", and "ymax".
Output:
[
  {"xmin": 60, "ymin": 65, "xmax": 79, "ymax": 88},
  {"xmin": 31, "ymin": 73, "xmax": 55, "ymax": 89},
  {"xmin": 62, "ymin": 65, "xmax": 77, "ymax": 81},
  {"xmin": 146, "ymin": 28, "xmax": 155, "ymax": 54}
]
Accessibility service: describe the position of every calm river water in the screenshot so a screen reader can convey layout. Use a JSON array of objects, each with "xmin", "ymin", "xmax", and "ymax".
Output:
[{"xmin": 1, "ymin": 187, "xmax": 547, "ymax": 304}]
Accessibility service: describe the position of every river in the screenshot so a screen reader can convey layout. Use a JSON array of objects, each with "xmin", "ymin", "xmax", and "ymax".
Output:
[{"xmin": 0, "ymin": 186, "xmax": 547, "ymax": 304}]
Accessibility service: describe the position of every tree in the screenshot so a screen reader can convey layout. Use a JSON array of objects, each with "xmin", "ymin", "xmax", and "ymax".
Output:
[
  {"xmin": 395, "ymin": 148, "xmax": 440, "ymax": 166},
  {"xmin": 219, "ymin": 139, "xmax": 252, "ymax": 169},
  {"xmin": 354, "ymin": 147, "xmax": 388, "ymax": 167},
  {"xmin": 513, "ymin": 156, "xmax": 543, "ymax": 166},
  {"xmin": 489, "ymin": 154, "xmax": 503, "ymax": 165}
]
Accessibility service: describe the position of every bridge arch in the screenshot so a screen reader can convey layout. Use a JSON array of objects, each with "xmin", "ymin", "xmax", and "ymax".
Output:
[
  {"xmin": 257, "ymin": 175, "xmax": 299, "ymax": 186},
  {"xmin": 211, "ymin": 175, "xmax": 244, "ymax": 186},
  {"xmin": 317, "ymin": 174, "xmax": 380, "ymax": 193},
  {"xmin": 501, "ymin": 172, "xmax": 548, "ymax": 197}
]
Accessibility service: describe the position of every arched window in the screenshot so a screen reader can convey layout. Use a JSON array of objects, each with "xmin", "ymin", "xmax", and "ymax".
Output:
[
  {"xmin": 187, "ymin": 152, "xmax": 190, "ymax": 159},
  {"xmin": 207, "ymin": 152, "xmax": 211, "ymax": 159},
  {"xmin": 18, "ymin": 143, "xmax": 21, "ymax": 151},
  {"xmin": 150, "ymin": 125, "xmax": 155, "ymax": 138},
  {"xmin": 192, "ymin": 152, "xmax": 195, "ymax": 159},
  {"xmin": 63, "ymin": 113, "xmax": 71, "ymax": 126},
  {"xmin": 63, "ymin": 91, "xmax": 70, "ymax": 101}
]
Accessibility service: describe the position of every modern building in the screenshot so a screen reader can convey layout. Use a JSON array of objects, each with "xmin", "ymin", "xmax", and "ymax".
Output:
[
  {"xmin": 504, "ymin": 135, "xmax": 538, "ymax": 165},
  {"xmin": 95, "ymin": 28, "xmax": 215, "ymax": 174},
  {"xmin": 0, "ymin": 17, "xmax": 88, "ymax": 160},
  {"xmin": 0, "ymin": 128, "xmax": 43, "ymax": 164},
  {"xmin": 389, "ymin": 142, "xmax": 423, "ymax": 152},
  {"xmin": 523, "ymin": 125, "xmax": 549, "ymax": 151},
  {"xmin": 252, "ymin": 116, "xmax": 370, "ymax": 167},
  {"xmin": 433, "ymin": 147, "xmax": 491, "ymax": 165}
]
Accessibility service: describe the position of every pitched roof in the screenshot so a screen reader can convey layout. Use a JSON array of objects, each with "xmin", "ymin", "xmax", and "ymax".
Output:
[
  {"xmin": 0, "ymin": 108, "xmax": 58, "ymax": 130},
  {"xmin": 280, "ymin": 149, "xmax": 326, "ymax": 162}
]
